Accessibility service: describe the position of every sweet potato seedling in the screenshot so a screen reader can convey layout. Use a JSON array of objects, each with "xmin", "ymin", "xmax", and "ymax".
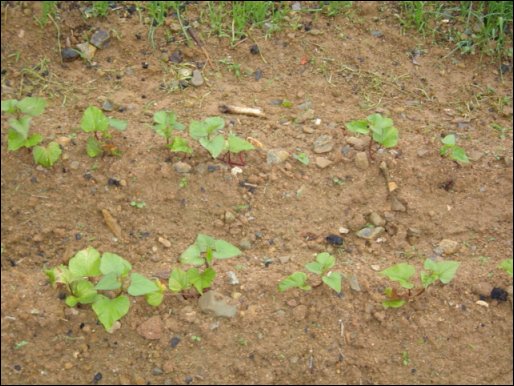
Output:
[
  {"xmin": 152, "ymin": 110, "xmax": 192, "ymax": 155},
  {"xmin": 2, "ymin": 97, "xmax": 46, "ymax": 151},
  {"xmin": 345, "ymin": 113, "xmax": 399, "ymax": 150},
  {"xmin": 278, "ymin": 252, "xmax": 342, "ymax": 293},
  {"xmin": 45, "ymin": 246, "xmax": 165, "ymax": 331},
  {"xmin": 440, "ymin": 134, "xmax": 470, "ymax": 164},
  {"xmin": 498, "ymin": 258, "xmax": 513, "ymax": 277},
  {"xmin": 169, "ymin": 234, "xmax": 242, "ymax": 295},
  {"xmin": 379, "ymin": 259, "xmax": 459, "ymax": 308},
  {"xmin": 80, "ymin": 106, "xmax": 127, "ymax": 157}
]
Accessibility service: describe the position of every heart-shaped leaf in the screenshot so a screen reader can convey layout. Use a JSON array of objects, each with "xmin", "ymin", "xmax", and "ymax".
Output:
[
  {"xmin": 69, "ymin": 247, "xmax": 101, "ymax": 277},
  {"xmin": 379, "ymin": 263, "xmax": 415, "ymax": 289},
  {"xmin": 92, "ymin": 294, "xmax": 130, "ymax": 331},
  {"xmin": 100, "ymin": 252, "xmax": 132, "ymax": 276},
  {"xmin": 345, "ymin": 119, "xmax": 369, "ymax": 134},
  {"xmin": 322, "ymin": 271, "xmax": 342, "ymax": 293},
  {"xmin": 278, "ymin": 272, "xmax": 311, "ymax": 292},
  {"xmin": 213, "ymin": 239, "xmax": 241, "ymax": 259},
  {"xmin": 128, "ymin": 273, "xmax": 159, "ymax": 296}
]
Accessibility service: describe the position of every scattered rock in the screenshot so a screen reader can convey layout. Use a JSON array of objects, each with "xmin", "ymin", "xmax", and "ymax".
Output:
[
  {"xmin": 325, "ymin": 234, "xmax": 343, "ymax": 246},
  {"xmin": 224, "ymin": 211, "xmax": 236, "ymax": 224},
  {"xmin": 158, "ymin": 237, "xmax": 171, "ymax": 248},
  {"xmin": 169, "ymin": 50, "xmax": 183, "ymax": 63},
  {"xmin": 338, "ymin": 227, "xmax": 349, "ymax": 234},
  {"xmin": 76, "ymin": 42, "xmax": 97, "ymax": 61},
  {"xmin": 173, "ymin": 161, "xmax": 192, "ymax": 173},
  {"xmin": 369, "ymin": 212, "xmax": 385, "ymax": 227},
  {"xmin": 190, "ymin": 69, "xmax": 204, "ymax": 87},
  {"xmin": 390, "ymin": 195, "xmax": 407, "ymax": 212},
  {"xmin": 239, "ymin": 238, "xmax": 252, "ymax": 250},
  {"xmin": 313, "ymin": 135, "xmax": 334, "ymax": 154},
  {"xmin": 137, "ymin": 316, "xmax": 163, "ymax": 340},
  {"xmin": 227, "ymin": 271, "xmax": 239, "ymax": 285},
  {"xmin": 354, "ymin": 152, "xmax": 369, "ymax": 170},
  {"xmin": 346, "ymin": 136, "xmax": 370, "ymax": 151},
  {"xmin": 292, "ymin": 1, "xmax": 302, "ymax": 11},
  {"xmin": 61, "ymin": 47, "xmax": 80, "ymax": 62},
  {"xmin": 90, "ymin": 29, "xmax": 110, "ymax": 49},
  {"xmin": 348, "ymin": 274, "xmax": 361, "ymax": 291},
  {"xmin": 198, "ymin": 291, "xmax": 237, "ymax": 318},
  {"xmin": 491, "ymin": 287, "xmax": 508, "ymax": 301},
  {"xmin": 475, "ymin": 300, "xmax": 489, "ymax": 308},
  {"xmin": 315, "ymin": 157, "xmax": 332, "ymax": 169},
  {"xmin": 267, "ymin": 149, "xmax": 289, "ymax": 165},
  {"xmin": 348, "ymin": 213, "xmax": 366, "ymax": 231},
  {"xmin": 472, "ymin": 282, "xmax": 493, "ymax": 298},
  {"xmin": 370, "ymin": 264, "xmax": 381, "ymax": 271},
  {"xmin": 356, "ymin": 226, "xmax": 385, "ymax": 240},
  {"xmin": 249, "ymin": 44, "xmax": 260, "ymax": 55},
  {"xmin": 438, "ymin": 239, "xmax": 459, "ymax": 255},
  {"xmin": 371, "ymin": 30, "xmax": 384, "ymax": 38},
  {"xmin": 102, "ymin": 99, "xmax": 114, "ymax": 112}
]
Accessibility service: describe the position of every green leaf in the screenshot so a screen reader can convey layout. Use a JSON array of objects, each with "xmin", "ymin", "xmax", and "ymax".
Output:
[
  {"xmin": 128, "ymin": 273, "xmax": 159, "ymax": 296},
  {"xmin": 69, "ymin": 247, "xmax": 101, "ymax": 277},
  {"xmin": 292, "ymin": 152, "xmax": 310, "ymax": 165},
  {"xmin": 168, "ymin": 137, "xmax": 192, "ymax": 154},
  {"xmin": 25, "ymin": 133, "xmax": 43, "ymax": 148},
  {"xmin": 65, "ymin": 295, "xmax": 79, "ymax": 307},
  {"xmin": 200, "ymin": 134, "xmax": 225, "ymax": 158},
  {"xmin": 81, "ymin": 106, "xmax": 109, "ymax": 133},
  {"xmin": 316, "ymin": 252, "xmax": 335, "ymax": 272},
  {"xmin": 153, "ymin": 111, "xmax": 173, "ymax": 139},
  {"xmin": 372, "ymin": 126, "xmax": 398, "ymax": 148},
  {"xmin": 305, "ymin": 261, "xmax": 323, "ymax": 275},
  {"xmin": 100, "ymin": 252, "xmax": 132, "ymax": 277},
  {"xmin": 33, "ymin": 142, "xmax": 62, "ymax": 168},
  {"xmin": 145, "ymin": 291, "xmax": 164, "ymax": 306},
  {"xmin": 441, "ymin": 134, "xmax": 456, "ymax": 146},
  {"xmin": 45, "ymin": 264, "xmax": 76, "ymax": 286},
  {"xmin": 95, "ymin": 272, "xmax": 122, "ymax": 290},
  {"xmin": 1, "ymin": 99, "xmax": 18, "ymax": 114},
  {"xmin": 345, "ymin": 119, "xmax": 369, "ymax": 134},
  {"xmin": 227, "ymin": 134, "xmax": 255, "ymax": 154},
  {"xmin": 189, "ymin": 267, "xmax": 216, "ymax": 294},
  {"xmin": 420, "ymin": 271, "xmax": 438, "ymax": 288},
  {"xmin": 70, "ymin": 279, "xmax": 98, "ymax": 304},
  {"xmin": 322, "ymin": 271, "xmax": 342, "ymax": 293},
  {"xmin": 86, "ymin": 136, "xmax": 103, "ymax": 157},
  {"xmin": 92, "ymin": 294, "xmax": 130, "ymax": 331},
  {"xmin": 189, "ymin": 120, "xmax": 209, "ymax": 139},
  {"xmin": 214, "ymin": 239, "xmax": 242, "ymax": 259},
  {"xmin": 382, "ymin": 299, "xmax": 406, "ymax": 308},
  {"xmin": 168, "ymin": 268, "xmax": 191, "ymax": 292},
  {"xmin": 499, "ymin": 259, "xmax": 513, "ymax": 276},
  {"xmin": 367, "ymin": 113, "xmax": 393, "ymax": 130},
  {"xmin": 17, "ymin": 97, "xmax": 47, "ymax": 116},
  {"xmin": 180, "ymin": 244, "xmax": 204, "ymax": 266},
  {"xmin": 8, "ymin": 116, "xmax": 31, "ymax": 137},
  {"xmin": 278, "ymin": 272, "xmax": 311, "ymax": 292},
  {"xmin": 423, "ymin": 259, "xmax": 459, "ymax": 284},
  {"xmin": 204, "ymin": 116, "xmax": 225, "ymax": 135},
  {"xmin": 108, "ymin": 117, "xmax": 127, "ymax": 131},
  {"xmin": 379, "ymin": 263, "xmax": 415, "ymax": 289},
  {"xmin": 195, "ymin": 234, "xmax": 216, "ymax": 252},
  {"xmin": 8, "ymin": 128, "xmax": 28, "ymax": 151},
  {"xmin": 450, "ymin": 146, "xmax": 469, "ymax": 163}
]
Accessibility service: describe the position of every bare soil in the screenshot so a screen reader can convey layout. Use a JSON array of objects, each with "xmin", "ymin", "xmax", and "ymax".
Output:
[{"xmin": 1, "ymin": 2, "xmax": 513, "ymax": 385}]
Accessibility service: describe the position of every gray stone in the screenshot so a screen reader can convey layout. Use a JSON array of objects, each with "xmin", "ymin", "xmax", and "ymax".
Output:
[
  {"xmin": 198, "ymin": 291, "xmax": 237, "ymax": 318},
  {"xmin": 355, "ymin": 152, "xmax": 369, "ymax": 170},
  {"xmin": 369, "ymin": 212, "xmax": 385, "ymax": 227},
  {"xmin": 267, "ymin": 149, "xmax": 289, "ymax": 165},
  {"xmin": 356, "ymin": 226, "xmax": 385, "ymax": 240},
  {"xmin": 313, "ymin": 135, "xmax": 334, "ymax": 154},
  {"xmin": 438, "ymin": 239, "xmax": 459, "ymax": 255},
  {"xmin": 315, "ymin": 157, "xmax": 333, "ymax": 169},
  {"xmin": 227, "ymin": 271, "xmax": 240, "ymax": 285},
  {"xmin": 346, "ymin": 136, "xmax": 370, "ymax": 151},
  {"xmin": 90, "ymin": 29, "xmax": 110, "ymax": 49},
  {"xmin": 348, "ymin": 274, "xmax": 361, "ymax": 292},
  {"xmin": 239, "ymin": 238, "xmax": 252, "ymax": 250},
  {"xmin": 76, "ymin": 42, "xmax": 96, "ymax": 61},
  {"xmin": 173, "ymin": 161, "xmax": 192, "ymax": 173},
  {"xmin": 102, "ymin": 99, "xmax": 114, "ymax": 112},
  {"xmin": 190, "ymin": 69, "xmax": 204, "ymax": 87},
  {"xmin": 292, "ymin": 1, "xmax": 301, "ymax": 11},
  {"xmin": 61, "ymin": 47, "xmax": 80, "ymax": 62}
]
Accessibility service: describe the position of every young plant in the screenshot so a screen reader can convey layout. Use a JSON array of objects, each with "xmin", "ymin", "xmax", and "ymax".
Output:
[
  {"xmin": 278, "ymin": 252, "xmax": 342, "ymax": 293},
  {"xmin": 498, "ymin": 258, "xmax": 513, "ymax": 277},
  {"xmin": 2, "ymin": 97, "xmax": 47, "ymax": 151},
  {"xmin": 440, "ymin": 134, "xmax": 470, "ymax": 164},
  {"xmin": 33, "ymin": 141, "xmax": 62, "ymax": 168},
  {"xmin": 379, "ymin": 259, "xmax": 459, "ymax": 308},
  {"xmin": 345, "ymin": 113, "xmax": 399, "ymax": 155},
  {"xmin": 152, "ymin": 110, "xmax": 192, "ymax": 155},
  {"xmin": 292, "ymin": 152, "xmax": 310, "ymax": 165},
  {"xmin": 80, "ymin": 106, "xmax": 127, "ymax": 157},
  {"xmin": 45, "ymin": 246, "xmax": 165, "ymax": 331},
  {"xmin": 169, "ymin": 234, "xmax": 242, "ymax": 295}
]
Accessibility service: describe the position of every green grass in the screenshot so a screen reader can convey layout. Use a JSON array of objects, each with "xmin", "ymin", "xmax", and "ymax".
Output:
[
  {"xmin": 399, "ymin": 1, "xmax": 513, "ymax": 60},
  {"xmin": 37, "ymin": 1, "xmax": 58, "ymax": 26}
]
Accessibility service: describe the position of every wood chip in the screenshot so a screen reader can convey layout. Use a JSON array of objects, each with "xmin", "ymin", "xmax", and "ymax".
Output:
[{"xmin": 101, "ymin": 209, "xmax": 123, "ymax": 240}]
